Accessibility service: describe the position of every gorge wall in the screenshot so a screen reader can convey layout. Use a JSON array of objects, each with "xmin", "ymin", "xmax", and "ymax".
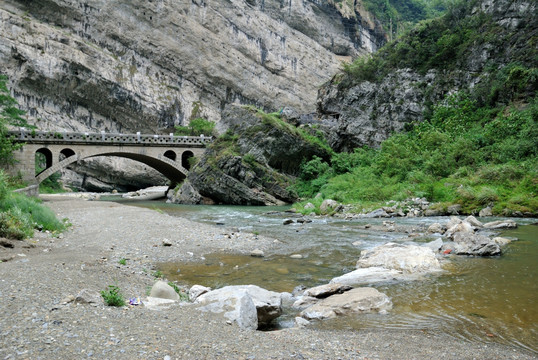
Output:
[
  {"xmin": 1, "ymin": 0, "xmax": 386, "ymax": 134},
  {"xmin": 316, "ymin": 0, "xmax": 537, "ymax": 151}
]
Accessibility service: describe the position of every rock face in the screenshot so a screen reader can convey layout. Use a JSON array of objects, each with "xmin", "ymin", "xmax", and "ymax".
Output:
[
  {"xmin": 169, "ymin": 105, "xmax": 330, "ymax": 205},
  {"xmin": 300, "ymin": 287, "xmax": 392, "ymax": 320},
  {"xmin": 0, "ymin": 0, "xmax": 385, "ymax": 132},
  {"xmin": 316, "ymin": 0, "xmax": 536, "ymax": 151}
]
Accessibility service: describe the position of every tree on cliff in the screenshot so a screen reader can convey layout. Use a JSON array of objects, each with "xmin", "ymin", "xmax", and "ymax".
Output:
[{"xmin": 0, "ymin": 75, "xmax": 27, "ymax": 165}]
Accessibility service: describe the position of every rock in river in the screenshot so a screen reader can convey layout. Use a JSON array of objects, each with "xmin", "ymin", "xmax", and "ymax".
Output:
[
  {"xmin": 300, "ymin": 287, "xmax": 392, "ymax": 320},
  {"xmin": 196, "ymin": 285, "xmax": 282, "ymax": 329},
  {"xmin": 357, "ymin": 243, "xmax": 441, "ymax": 273}
]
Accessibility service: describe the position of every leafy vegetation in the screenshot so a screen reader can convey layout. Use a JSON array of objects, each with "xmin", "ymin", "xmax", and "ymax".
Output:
[
  {"xmin": 362, "ymin": 0, "xmax": 451, "ymax": 39},
  {"xmin": 175, "ymin": 118, "xmax": 216, "ymax": 137},
  {"xmin": 167, "ymin": 281, "xmax": 189, "ymax": 302},
  {"xmin": 100, "ymin": 285, "xmax": 126, "ymax": 307},
  {"xmin": 0, "ymin": 75, "xmax": 67, "ymax": 239},
  {"xmin": 293, "ymin": 92, "xmax": 537, "ymax": 215},
  {"xmin": 300, "ymin": 1, "xmax": 537, "ymax": 216}
]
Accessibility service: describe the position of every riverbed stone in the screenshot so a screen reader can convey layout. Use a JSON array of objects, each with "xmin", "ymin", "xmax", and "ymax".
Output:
[
  {"xmin": 479, "ymin": 207, "xmax": 493, "ymax": 217},
  {"xmin": 320, "ymin": 199, "xmax": 339, "ymax": 214},
  {"xmin": 464, "ymin": 216, "xmax": 483, "ymax": 228},
  {"xmin": 250, "ymin": 249, "xmax": 265, "ymax": 257},
  {"xmin": 364, "ymin": 208, "xmax": 390, "ymax": 218},
  {"xmin": 447, "ymin": 204, "xmax": 462, "ymax": 215},
  {"xmin": 445, "ymin": 221, "xmax": 475, "ymax": 239},
  {"xmin": 356, "ymin": 243, "xmax": 441, "ymax": 273},
  {"xmin": 196, "ymin": 285, "xmax": 282, "ymax": 328},
  {"xmin": 283, "ymin": 219, "xmax": 294, "ymax": 225},
  {"xmin": 292, "ymin": 295, "xmax": 320, "ymax": 310},
  {"xmin": 196, "ymin": 289, "xmax": 258, "ymax": 330},
  {"xmin": 451, "ymin": 233, "xmax": 501, "ymax": 256},
  {"xmin": 483, "ymin": 220, "xmax": 518, "ymax": 229},
  {"xmin": 423, "ymin": 238, "xmax": 444, "ymax": 252},
  {"xmin": 446, "ymin": 216, "xmax": 462, "ymax": 229},
  {"xmin": 304, "ymin": 203, "xmax": 315, "ymax": 211},
  {"xmin": 189, "ymin": 285, "xmax": 211, "ymax": 302},
  {"xmin": 75, "ymin": 289, "xmax": 101, "ymax": 305},
  {"xmin": 150, "ymin": 281, "xmax": 180, "ymax": 301},
  {"xmin": 493, "ymin": 237, "xmax": 513, "ymax": 246},
  {"xmin": 143, "ymin": 297, "xmax": 178, "ymax": 310},
  {"xmin": 303, "ymin": 283, "xmax": 352, "ymax": 299},
  {"xmin": 330, "ymin": 267, "xmax": 404, "ymax": 286},
  {"xmin": 299, "ymin": 287, "xmax": 392, "ymax": 320},
  {"xmin": 427, "ymin": 223, "xmax": 445, "ymax": 234}
]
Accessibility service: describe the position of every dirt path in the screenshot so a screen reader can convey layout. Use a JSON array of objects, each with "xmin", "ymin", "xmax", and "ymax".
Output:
[{"xmin": 0, "ymin": 197, "xmax": 535, "ymax": 359}]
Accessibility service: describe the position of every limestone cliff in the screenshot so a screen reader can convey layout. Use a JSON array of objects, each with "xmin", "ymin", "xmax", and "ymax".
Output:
[
  {"xmin": 316, "ymin": 0, "xmax": 537, "ymax": 151},
  {"xmin": 1, "ymin": 0, "xmax": 385, "ymax": 133}
]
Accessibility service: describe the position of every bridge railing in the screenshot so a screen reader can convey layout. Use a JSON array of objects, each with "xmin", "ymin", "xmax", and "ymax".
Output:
[{"xmin": 7, "ymin": 128, "xmax": 212, "ymax": 146}]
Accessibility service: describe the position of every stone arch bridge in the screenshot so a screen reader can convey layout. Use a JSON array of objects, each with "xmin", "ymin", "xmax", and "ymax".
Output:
[{"xmin": 6, "ymin": 128, "xmax": 211, "ymax": 192}]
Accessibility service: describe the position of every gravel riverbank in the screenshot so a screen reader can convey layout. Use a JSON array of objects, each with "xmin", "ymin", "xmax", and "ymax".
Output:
[{"xmin": 0, "ymin": 197, "xmax": 535, "ymax": 359}]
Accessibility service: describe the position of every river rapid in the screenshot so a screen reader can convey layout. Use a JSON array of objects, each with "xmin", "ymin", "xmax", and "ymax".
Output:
[{"xmin": 118, "ymin": 200, "xmax": 537, "ymax": 353}]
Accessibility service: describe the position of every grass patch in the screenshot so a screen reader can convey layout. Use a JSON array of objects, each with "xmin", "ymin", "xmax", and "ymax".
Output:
[{"xmin": 100, "ymin": 285, "xmax": 125, "ymax": 307}]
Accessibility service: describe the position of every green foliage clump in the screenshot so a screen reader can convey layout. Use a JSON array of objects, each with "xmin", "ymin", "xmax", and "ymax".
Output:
[
  {"xmin": 167, "ymin": 281, "xmax": 189, "ymax": 302},
  {"xmin": 175, "ymin": 118, "xmax": 215, "ymax": 137},
  {"xmin": 293, "ymin": 92, "xmax": 538, "ymax": 215},
  {"xmin": 362, "ymin": 0, "xmax": 450, "ymax": 39},
  {"xmin": 0, "ymin": 170, "xmax": 68, "ymax": 239},
  {"xmin": 100, "ymin": 285, "xmax": 126, "ymax": 307}
]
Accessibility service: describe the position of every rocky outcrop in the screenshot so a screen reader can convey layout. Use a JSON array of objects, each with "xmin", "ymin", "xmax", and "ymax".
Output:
[
  {"xmin": 169, "ymin": 105, "xmax": 330, "ymax": 205},
  {"xmin": 316, "ymin": 0, "xmax": 537, "ymax": 151}
]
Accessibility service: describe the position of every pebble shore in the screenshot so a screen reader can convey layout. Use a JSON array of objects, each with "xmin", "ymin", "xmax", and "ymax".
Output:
[{"xmin": 0, "ymin": 197, "xmax": 535, "ymax": 359}]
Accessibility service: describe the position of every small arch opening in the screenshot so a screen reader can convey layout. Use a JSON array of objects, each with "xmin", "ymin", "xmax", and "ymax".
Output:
[
  {"xmin": 35, "ymin": 148, "xmax": 53, "ymax": 176},
  {"xmin": 182, "ymin": 151, "xmax": 195, "ymax": 170},
  {"xmin": 164, "ymin": 150, "xmax": 177, "ymax": 161},
  {"xmin": 60, "ymin": 148, "xmax": 76, "ymax": 161}
]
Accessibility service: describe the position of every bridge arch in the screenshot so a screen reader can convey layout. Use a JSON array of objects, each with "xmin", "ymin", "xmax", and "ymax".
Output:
[
  {"xmin": 60, "ymin": 148, "xmax": 76, "ymax": 160},
  {"xmin": 163, "ymin": 150, "xmax": 177, "ymax": 161},
  {"xmin": 35, "ymin": 148, "xmax": 53, "ymax": 176},
  {"xmin": 182, "ymin": 150, "xmax": 194, "ymax": 170},
  {"xmin": 35, "ymin": 149, "xmax": 190, "ymax": 187}
]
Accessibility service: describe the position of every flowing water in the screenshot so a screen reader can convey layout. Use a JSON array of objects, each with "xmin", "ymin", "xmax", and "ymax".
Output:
[{"xmin": 116, "ymin": 200, "xmax": 537, "ymax": 353}]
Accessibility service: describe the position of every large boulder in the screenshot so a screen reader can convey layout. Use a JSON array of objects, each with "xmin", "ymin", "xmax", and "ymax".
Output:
[
  {"xmin": 195, "ymin": 285, "xmax": 282, "ymax": 329},
  {"xmin": 448, "ymin": 232, "xmax": 501, "ymax": 256},
  {"xmin": 330, "ymin": 267, "xmax": 405, "ymax": 286},
  {"xmin": 299, "ymin": 287, "xmax": 392, "ymax": 320},
  {"xmin": 150, "ymin": 281, "xmax": 180, "ymax": 301},
  {"xmin": 196, "ymin": 289, "xmax": 258, "ymax": 330},
  {"xmin": 356, "ymin": 243, "xmax": 441, "ymax": 273}
]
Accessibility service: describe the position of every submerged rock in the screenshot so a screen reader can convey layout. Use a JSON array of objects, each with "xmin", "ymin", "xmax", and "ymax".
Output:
[
  {"xmin": 300, "ymin": 287, "xmax": 392, "ymax": 320},
  {"xmin": 330, "ymin": 267, "xmax": 405, "ymax": 286},
  {"xmin": 483, "ymin": 220, "xmax": 518, "ymax": 229}
]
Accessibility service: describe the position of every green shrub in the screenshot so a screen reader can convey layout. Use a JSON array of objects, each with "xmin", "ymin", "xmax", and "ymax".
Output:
[
  {"xmin": 0, "ymin": 208, "xmax": 34, "ymax": 240},
  {"xmin": 100, "ymin": 285, "xmax": 125, "ymax": 307},
  {"xmin": 175, "ymin": 118, "xmax": 215, "ymax": 136}
]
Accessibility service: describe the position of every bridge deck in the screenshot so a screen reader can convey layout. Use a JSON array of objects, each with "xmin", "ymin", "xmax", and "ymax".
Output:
[{"xmin": 7, "ymin": 129, "xmax": 211, "ymax": 147}]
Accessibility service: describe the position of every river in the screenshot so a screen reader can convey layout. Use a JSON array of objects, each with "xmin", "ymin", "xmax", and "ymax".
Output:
[{"xmin": 115, "ymin": 200, "xmax": 538, "ymax": 353}]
